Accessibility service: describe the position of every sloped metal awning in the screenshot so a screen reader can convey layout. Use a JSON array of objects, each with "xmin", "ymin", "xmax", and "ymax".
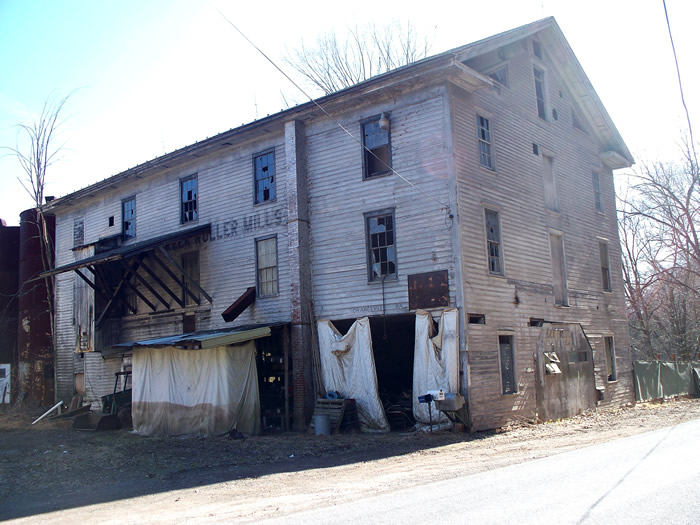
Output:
[
  {"xmin": 112, "ymin": 325, "xmax": 273, "ymax": 351},
  {"xmin": 41, "ymin": 224, "xmax": 214, "ymax": 327}
]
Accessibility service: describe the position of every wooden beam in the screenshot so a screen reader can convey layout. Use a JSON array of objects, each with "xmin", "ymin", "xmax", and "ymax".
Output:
[
  {"xmin": 139, "ymin": 256, "xmax": 185, "ymax": 308},
  {"xmin": 150, "ymin": 249, "xmax": 200, "ymax": 305},
  {"xmin": 119, "ymin": 262, "xmax": 157, "ymax": 312},
  {"xmin": 158, "ymin": 246, "xmax": 213, "ymax": 304},
  {"xmin": 131, "ymin": 257, "xmax": 170, "ymax": 309},
  {"xmin": 96, "ymin": 260, "xmax": 139, "ymax": 327}
]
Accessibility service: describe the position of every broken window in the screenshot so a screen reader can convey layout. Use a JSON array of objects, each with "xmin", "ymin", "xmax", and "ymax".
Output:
[
  {"xmin": 181, "ymin": 175, "xmax": 198, "ymax": 223},
  {"xmin": 256, "ymin": 236, "xmax": 278, "ymax": 296},
  {"xmin": 605, "ymin": 336, "xmax": 617, "ymax": 381},
  {"xmin": 533, "ymin": 67, "xmax": 547, "ymax": 120},
  {"xmin": 485, "ymin": 209, "xmax": 503, "ymax": 275},
  {"xmin": 477, "ymin": 115, "xmax": 494, "ymax": 169},
  {"xmin": 254, "ymin": 150, "xmax": 276, "ymax": 204},
  {"xmin": 362, "ymin": 116, "xmax": 391, "ymax": 179},
  {"xmin": 592, "ymin": 171, "xmax": 603, "ymax": 212},
  {"xmin": 73, "ymin": 218, "xmax": 84, "ymax": 247},
  {"xmin": 488, "ymin": 66, "xmax": 508, "ymax": 86},
  {"xmin": 366, "ymin": 210, "xmax": 396, "ymax": 280},
  {"xmin": 549, "ymin": 233, "xmax": 568, "ymax": 306},
  {"xmin": 599, "ymin": 241, "xmax": 612, "ymax": 292},
  {"xmin": 499, "ymin": 335, "xmax": 517, "ymax": 394},
  {"xmin": 182, "ymin": 251, "xmax": 200, "ymax": 306},
  {"xmin": 468, "ymin": 313, "xmax": 486, "ymax": 324},
  {"xmin": 542, "ymin": 154, "xmax": 559, "ymax": 212},
  {"xmin": 122, "ymin": 197, "xmax": 136, "ymax": 240}
]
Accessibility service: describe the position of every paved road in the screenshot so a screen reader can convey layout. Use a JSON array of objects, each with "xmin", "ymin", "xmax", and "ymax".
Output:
[{"xmin": 268, "ymin": 419, "xmax": 700, "ymax": 524}]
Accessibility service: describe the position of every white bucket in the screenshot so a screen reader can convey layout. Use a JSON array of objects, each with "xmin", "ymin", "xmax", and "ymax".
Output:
[{"xmin": 314, "ymin": 414, "xmax": 330, "ymax": 435}]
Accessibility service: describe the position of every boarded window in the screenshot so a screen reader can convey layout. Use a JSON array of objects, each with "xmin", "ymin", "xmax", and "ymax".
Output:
[
  {"xmin": 256, "ymin": 237, "xmax": 278, "ymax": 296},
  {"xmin": 599, "ymin": 241, "xmax": 612, "ymax": 292},
  {"xmin": 254, "ymin": 151, "xmax": 276, "ymax": 204},
  {"xmin": 592, "ymin": 171, "xmax": 603, "ymax": 212},
  {"xmin": 549, "ymin": 233, "xmax": 568, "ymax": 306},
  {"xmin": 477, "ymin": 115, "xmax": 494, "ymax": 169},
  {"xmin": 122, "ymin": 197, "xmax": 136, "ymax": 240},
  {"xmin": 362, "ymin": 117, "xmax": 391, "ymax": 178},
  {"xmin": 605, "ymin": 336, "xmax": 617, "ymax": 381},
  {"xmin": 485, "ymin": 209, "xmax": 503, "ymax": 275},
  {"xmin": 533, "ymin": 67, "xmax": 547, "ymax": 120},
  {"xmin": 542, "ymin": 155, "xmax": 559, "ymax": 212},
  {"xmin": 73, "ymin": 218, "xmax": 84, "ymax": 247},
  {"xmin": 181, "ymin": 175, "xmax": 198, "ymax": 223},
  {"xmin": 499, "ymin": 335, "xmax": 517, "ymax": 394},
  {"xmin": 182, "ymin": 251, "xmax": 200, "ymax": 306},
  {"xmin": 366, "ymin": 211, "xmax": 397, "ymax": 280}
]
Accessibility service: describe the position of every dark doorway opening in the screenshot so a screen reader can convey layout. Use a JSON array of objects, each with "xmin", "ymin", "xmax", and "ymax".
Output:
[{"xmin": 256, "ymin": 327, "xmax": 290, "ymax": 433}]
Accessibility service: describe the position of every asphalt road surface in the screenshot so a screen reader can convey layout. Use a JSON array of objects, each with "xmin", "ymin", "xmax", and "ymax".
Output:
[{"xmin": 268, "ymin": 419, "xmax": 700, "ymax": 524}]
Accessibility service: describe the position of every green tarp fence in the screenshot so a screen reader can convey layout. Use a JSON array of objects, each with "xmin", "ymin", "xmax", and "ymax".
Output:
[{"xmin": 633, "ymin": 361, "xmax": 700, "ymax": 402}]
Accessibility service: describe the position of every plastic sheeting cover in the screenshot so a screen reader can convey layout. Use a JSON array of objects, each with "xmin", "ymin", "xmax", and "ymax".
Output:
[
  {"xmin": 317, "ymin": 317, "xmax": 390, "ymax": 432},
  {"xmin": 634, "ymin": 361, "xmax": 700, "ymax": 402},
  {"xmin": 132, "ymin": 341, "xmax": 260, "ymax": 437},
  {"xmin": 413, "ymin": 308, "xmax": 459, "ymax": 424}
]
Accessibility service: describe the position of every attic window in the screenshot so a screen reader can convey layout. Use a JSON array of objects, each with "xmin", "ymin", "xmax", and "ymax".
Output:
[
  {"xmin": 468, "ymin": 314, "xmax": 486, "ymax": 324},
  {"xmin": 572, "ymin": 110, "xmax": 586, "ymax": 133},
  {"xmin": 488, "ymin": 66, "xmax": 508, "ymax": 87},
  {"xmin": 532, "ymin": 39, "xmax": 543, "ymax": 59}
]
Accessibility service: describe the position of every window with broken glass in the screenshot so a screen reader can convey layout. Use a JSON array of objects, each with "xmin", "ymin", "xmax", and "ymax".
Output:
[
  {"xmin": 254, "ymin": 150, "xmax": 276, "ymax": 204},
  {"xmin": 366, "ymin": 211, "xmax": 396, "ymax": 281},
  {"xmin": 485, "ymin": 209, "xmax": 503, "ymax": 275},
  {"xmin": 362, "ymin": 117, "xmax": 391, "ymax": 179},
  {"xmin": 181, "ymin": 175, "xmax": 198, "ymax": 223},
  {"xmin": 256, "ymin": 236, "xmax": 278, "ymax": 296},
  {"xmin": 122, "ymin": 197, "xmax": 136, "ymax": 240},
  {"xmin": 477, "ymin": 115, "xmax": 494, "ymax": 170}
]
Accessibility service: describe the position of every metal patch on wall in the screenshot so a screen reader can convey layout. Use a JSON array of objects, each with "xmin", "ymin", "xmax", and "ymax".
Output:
[{"xmin": 408, "ymin": 270, "xmax": 449, "ymax": 310}]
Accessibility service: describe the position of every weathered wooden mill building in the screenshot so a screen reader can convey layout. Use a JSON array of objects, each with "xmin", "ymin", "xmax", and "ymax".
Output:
[{"xmin": 43, "ymin": 17, "xmax": 634, "ymax": 434}]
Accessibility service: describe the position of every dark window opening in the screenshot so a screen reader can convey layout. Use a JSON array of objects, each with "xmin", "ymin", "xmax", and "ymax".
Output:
[
  {"xmin": 256, "ymin": 329, "xmax": 290, "ymax": 433},
  {"xmin": 600, "ymin": 241, "xmax": 612, "ymax": 292},
  {"xmin": 529, "ymin": 318, "xmax": 544, "ymax": 327},
  {"xmin": 254, "ymin": 151, "xmax": 276, "ymax": 204},
  {"xmin": 469, "ymin": 313, "xmax": 486, "ymax": 324},
  {"xmin": 499, "ymin": 335, "xmax": 517, "ymax": 394},
  {"xmin": 534, "ymin": 67, "xmax": 547, "ymax": 120},
  {"xmin": 366, "ymin": 211, "xmax": 396, "ymax": 280},
  {"xmin": 552, "ymin": 108, "xmax": 558, "ymax": 121},
  {"xmin": 108, "ymin": 216, "xmax": 115, "ymax": 227},
  {"xmin": 532, "ymin": 143, "xmax": 539, "ymax": 155},
  {"xmin": 181, "ymin": 175, "xmax": 198, "ymax": 223},
  {"xmin": 363, "ymin": 117, "xmax": 391, "ymax": 179},
  {"xmin": 122, "ymin": 197, "xmax": 136, "ymax": 240},
  {"xmin": 605, "ymin": 336, "xmax": 617, "ymax": 381}
]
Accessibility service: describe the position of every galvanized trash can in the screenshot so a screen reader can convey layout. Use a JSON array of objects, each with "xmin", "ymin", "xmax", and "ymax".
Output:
[{"xmin": 314, "ymin": 414, "xmax": 330, "ymax": 435}]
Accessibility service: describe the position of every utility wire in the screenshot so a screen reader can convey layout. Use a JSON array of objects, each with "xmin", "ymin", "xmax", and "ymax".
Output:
[
  {"xmin": 663, "ymin": 0, "xmax": 698, "ymax": 164},
  {"xmin": 218, "ymin": 11, "xmax": 451, "ymax": 212}
]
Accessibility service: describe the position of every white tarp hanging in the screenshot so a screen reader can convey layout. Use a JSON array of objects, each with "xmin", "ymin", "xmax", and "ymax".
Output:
[
  {"xmin": 131, "ymin": 341, "xmax": 260, "ymax": 436},
  {"xmin": 413, "ymin": 308, "xmax": 460, "ymax": 424},
  {"xmin": 317, "ymin": 317, "xmax": 390, "ymax": 432}
]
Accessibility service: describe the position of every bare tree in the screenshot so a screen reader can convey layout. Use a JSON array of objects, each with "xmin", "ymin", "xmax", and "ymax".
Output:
[
  {"xmin": 285, "ymin": 21, "xmax": 433, "ymax": 96},
  {"xmin": 5, "ymin": 93, "xmax": 71, "ymax": 335}
]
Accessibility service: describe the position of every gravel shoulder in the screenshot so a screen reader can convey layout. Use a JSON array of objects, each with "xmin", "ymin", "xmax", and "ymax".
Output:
[{"xmin": 2, "ymin": 397, "xmax": 699, "ymax": 523}]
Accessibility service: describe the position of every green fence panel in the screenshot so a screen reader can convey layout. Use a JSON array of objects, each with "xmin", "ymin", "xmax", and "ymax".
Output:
[{"xmin": 634, "ymin": 361, "xmax": 661, "ymax": 402}]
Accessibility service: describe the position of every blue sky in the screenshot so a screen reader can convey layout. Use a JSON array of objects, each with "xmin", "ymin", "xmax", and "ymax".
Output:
[{"xmin": 1, "ymin": 0, "xmax": 698, "ymax": 225}]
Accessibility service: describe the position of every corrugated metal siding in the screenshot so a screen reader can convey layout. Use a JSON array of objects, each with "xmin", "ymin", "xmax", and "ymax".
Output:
[
  {"xmin": 454, "ymin": 42, "xmax": 633, "ymax": 430},
  {"xmin": 307, "ymin": 86, "xmax": 457, "ymax": 320}
]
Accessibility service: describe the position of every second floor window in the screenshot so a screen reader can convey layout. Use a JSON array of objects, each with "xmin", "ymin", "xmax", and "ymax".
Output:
[
  {"xmin": 485, "ymin": 209, "xmax": 503, "ymax": 275},
  {"xmin": 366, "ymin": 211, "xmax": 396, "ymax": 280},
  {"xmin": 533, "ymin": 67, "xmax": 547, "ymax": 120},
  {"xmin": 254, "ymin": 151, "xmax": 276, "ymax": 204},
  {"xmin": 181, "ymin": 175, "xmax": 198, "ymax": 223},
  {"xmin": 592, "ymin": 171, "xmax": 603, "ymax": 212},
  {"xmin": 477, "ymin": 115, "xmax": 494, "ymax": 169},
  {"xmin": 362, "ymin": 116, "xmax": 391, "ymax": 179},
  {"xmin": 122, "ymin": 197, "xmax": 136, "ymax": 240},
  {"xmin": 599, "ymin": 241, "xmax": 612, "ymax": 292},
  {"xmin": 256, "ymin": 236, "xmax": 278, "ymax": 296}
]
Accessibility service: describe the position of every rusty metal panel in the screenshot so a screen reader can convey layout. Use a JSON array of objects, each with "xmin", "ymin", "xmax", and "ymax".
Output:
[{"xmin": 408, "ymin": 270, "xmax": 449, "ymax": 310}]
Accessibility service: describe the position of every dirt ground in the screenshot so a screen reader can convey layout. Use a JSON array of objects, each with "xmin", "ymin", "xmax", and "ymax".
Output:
[{"xmin": 2, "ymin": 397, "xmax": 700, "ymax": 522}]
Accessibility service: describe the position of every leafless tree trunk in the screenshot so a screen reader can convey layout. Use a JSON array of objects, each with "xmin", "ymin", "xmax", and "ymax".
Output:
[{"xmin": 285, "ymin": 21, "xmax": 432, "ymax": 96}]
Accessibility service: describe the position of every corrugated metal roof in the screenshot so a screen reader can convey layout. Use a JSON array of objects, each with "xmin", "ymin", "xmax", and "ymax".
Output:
[{"xmin": 113, "ymin": 324, "xmax": 281, "ymax": 350}]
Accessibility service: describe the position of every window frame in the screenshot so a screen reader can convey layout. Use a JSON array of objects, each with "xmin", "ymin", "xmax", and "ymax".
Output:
[
  {"xmin": 255, "ymin": 235, "xmax": 279, "ymax": 297},
  {"xmin": 542, "ymin": 153, "xmax": 560, "ymax": 212},
  {"xmin": 253, "ymin": 149, "xmax": 277, "ymax": 205},
  {"xmin": 533, "ymin": 66, "xmax": 548, "ymax": 121},
  {"xmin": 73, "ymin": 217, "xmax": 84, "ymax": 247},
  {"xmin": 592, "ymin": 171, "xmax": 603, "ymax": 213},
  {"xmin": 604, "ymin": 336, "xmax": 617, "ymax": 382},
  {"xmin": 486, "ymin": 64, "xmax": 509, "ymax": 87},
  {"xmin": 484, "ymin": 208, "xmax": 504, "ymax": 276},
  {"xmin": 361, "ymin": 114, "xmax": 392, "ymax": 180},
  {"xmin": 122, "ymin": 196, "xmax": 136, "ymax": 240},
  {"xmin": 599, "ymin": 241, "xmax": 612, "ymax": 292},
  {"xmin": 476, "ymin": 114, "xmax": 495, "ymax": 170},
  {"xmin": 180, "ymin": 174, "xmax": 198, "ymax": 224},
  {"xmin": 365, "ymin": 208, "xmax": 398, "ymax": 282},
  {"xmin": 498, "ymin": 333, "xmax": 517, "ymax": 395},
  {"xmin": 549, "ymin": 231, "xmax": 569, "ymax": 307},
  {"xmin": 181, "ymin": 251, "xmax": 201, "ymax": 306}
]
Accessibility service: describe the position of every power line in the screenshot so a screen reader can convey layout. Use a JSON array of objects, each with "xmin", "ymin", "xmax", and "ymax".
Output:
[{"xmin": 218, "ymin": 11, "xmax": 451, "ymax": 212}]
